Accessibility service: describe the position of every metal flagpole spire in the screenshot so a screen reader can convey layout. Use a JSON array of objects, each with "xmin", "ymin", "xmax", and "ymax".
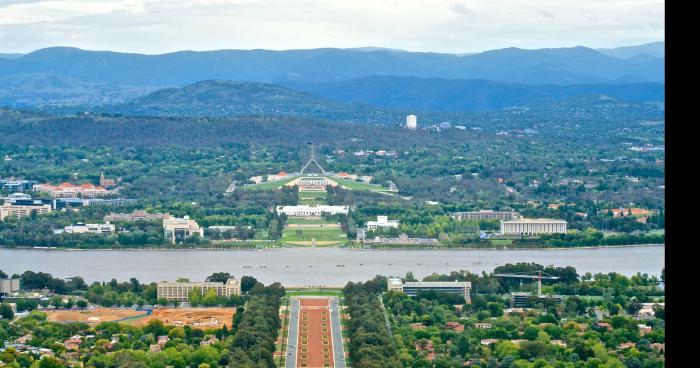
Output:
[{"xmin": 300, "ymin": 141, "xmax": 326, "ymax": 174}]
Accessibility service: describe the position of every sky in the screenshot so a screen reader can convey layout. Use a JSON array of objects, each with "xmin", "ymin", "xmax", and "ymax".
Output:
[{"xmin": 0, "ymin": 0, "xmax": 664, "ymax": 54}]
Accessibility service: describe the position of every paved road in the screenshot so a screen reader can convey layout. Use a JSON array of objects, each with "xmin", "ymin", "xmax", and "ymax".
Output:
[
  {"xmin": 329, "ymin": 297, "xmax": 346, "ymax": 368},
  {"xmin": 285, "ymin": 298, "xmax": 300, "ymax": 368}
]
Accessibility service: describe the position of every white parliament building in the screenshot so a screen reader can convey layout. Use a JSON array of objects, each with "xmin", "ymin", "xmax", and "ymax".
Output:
[
  {"xmin": 276, "ymin": 204, "xmax": 349, "ymax": 217},
  {"xmin": 500, "ymin": 218, "xmax": 567, "ymax": 235}
]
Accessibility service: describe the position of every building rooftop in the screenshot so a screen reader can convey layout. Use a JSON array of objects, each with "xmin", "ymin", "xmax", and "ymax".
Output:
[
  {"xmin": 501, "ymin": 218, "xmax": 567, "ymax": 223},
  {"xmin": 404, "ymin": 281, "xmax": 471, "ymax": 288}
]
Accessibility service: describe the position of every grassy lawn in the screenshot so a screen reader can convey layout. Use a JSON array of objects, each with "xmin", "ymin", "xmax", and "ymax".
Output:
[
  {"xmin": 286, "ymin": 217, "xmax": 336, "ymax": 225},
  {"xmin": 490, "ymin": 239, "xmax": 513, "ymax": 246},
  {"xmin": 282, "ymin": 226, "xmax": 347, "ymax": 246},
  {"xmin": 298, "ymin": 190, "xmax": 327, "ymax": 199},
  {"xmin": 242, "ymin": 176, "xmax": 299, "ymax": 190},
  {"xmin": 286, "ymin": 289, "xmax": 342, "ymax": 297},
  {"xmin": 332, "ymin": 177, "xmax": 395, "ymax": 192}
]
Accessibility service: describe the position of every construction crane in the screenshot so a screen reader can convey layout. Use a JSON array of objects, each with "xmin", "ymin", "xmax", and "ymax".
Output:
[{"xmin": 493, "ymin": 271, "xmax": 559, "ymax": 297}]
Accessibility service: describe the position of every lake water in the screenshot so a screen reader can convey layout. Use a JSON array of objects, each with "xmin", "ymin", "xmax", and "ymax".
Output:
[{"xmin": 0, "ymin": 246, "xmax": 664, "ymax": 287}]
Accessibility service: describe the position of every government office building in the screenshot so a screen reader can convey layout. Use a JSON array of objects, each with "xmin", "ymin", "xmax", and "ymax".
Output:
[
  {"xmin": 451, "ymin": 210, "xmax": 521, "ymax": 221},
  {"xmin": 276, "ymin": 204, "xmax": 349, "ymax": 217},
  {"xmin": 500, "ymin": 218, "xmax": 567, "ymax": 235},
  {"xmin": 388, "ymin": 277, "xmax": 471, "ymax": 304},
  {"xmin": 157, "ymin": 278, "xmax": 241, "ymax": 302}
]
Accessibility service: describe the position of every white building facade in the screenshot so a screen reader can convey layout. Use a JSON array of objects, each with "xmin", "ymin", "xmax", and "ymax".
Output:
[
  {"xmin": 163, "ymin": 215, "xmax": 204, "ymax": 243},
  {"xmin": 406, "ymin": 115, "xmax": 417, "ymax": 130},
  {"xmin": 63, "ymin": 222, "xmax": 115, "ymax": 234},
  {"xmin": 366, "ymin": 216, "xmax": 399, "ymax": 230},
  {"xmin": 276, "ymin": 205, "xmax": 349, "ymax": 217},
  {"xmin": 500, "ymin": 219, "xmax": 567, "ymax": 235}
]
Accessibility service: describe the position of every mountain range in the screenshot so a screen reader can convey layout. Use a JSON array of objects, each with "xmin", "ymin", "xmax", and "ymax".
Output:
[
  {"xmin": 285, "ymin": 76, "xmax": 664, "ymax": 112},
  {"xmin": 105, "ymin": 78, "xmax": 661, "ymax": 117},
  {"xmin": 0, "ymin": 42, "xmax": 664, "ymax": 113}
]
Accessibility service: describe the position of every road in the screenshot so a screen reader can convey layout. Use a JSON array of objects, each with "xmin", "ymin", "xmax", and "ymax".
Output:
[
  {"xmin": 285, "ymin": 298, "xmax": 300, "ymax": 368},
  {"xmin": 329, "ymin": 297, "xmax": 346, "ymax": 368}
]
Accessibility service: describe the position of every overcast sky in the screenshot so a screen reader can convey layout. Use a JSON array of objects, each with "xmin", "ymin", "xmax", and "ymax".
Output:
[{"xmin": 0, "ymin": 0, "xmax": 664, "ymax": 54}]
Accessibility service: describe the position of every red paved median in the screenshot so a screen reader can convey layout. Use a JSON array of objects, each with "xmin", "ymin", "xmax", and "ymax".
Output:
[{"xmin": 297, "ymin": 298, "xmax": 334, "ymax": 368}]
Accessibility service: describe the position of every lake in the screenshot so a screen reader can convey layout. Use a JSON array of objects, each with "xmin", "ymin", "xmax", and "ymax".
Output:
[{"xmin": 0, "ymin": 246, "xmax": 664, "ymax": 287}]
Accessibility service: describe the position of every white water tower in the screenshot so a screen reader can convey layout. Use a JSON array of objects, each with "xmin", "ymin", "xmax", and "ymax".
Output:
[{"xmin": 406, "ymin": 114, "xmax": 417, "ymax": 130}]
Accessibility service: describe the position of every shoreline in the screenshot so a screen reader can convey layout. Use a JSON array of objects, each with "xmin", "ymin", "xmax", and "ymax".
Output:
[{"xmin": 0, "ymin": 243, "xmax": 665, "ymax": 252}]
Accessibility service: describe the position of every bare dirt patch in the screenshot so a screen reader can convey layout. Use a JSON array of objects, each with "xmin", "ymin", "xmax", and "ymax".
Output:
[
  {"xmin": 131, "ymin": 307, "xmax": 236, "ymax": 329},
  {"xmin": 45, "ymin": 308, "xmax": 147, "ymax": 324}
]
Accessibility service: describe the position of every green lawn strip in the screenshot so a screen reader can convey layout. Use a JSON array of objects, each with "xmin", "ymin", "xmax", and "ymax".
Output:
[
  {"xmin": 285, "ymin": 289, "xmax": 342, "ymax": 297},
  {"xmin": 285, "ymin": 217, "xmax": 337, "ymax": 225},
  {"xmin": 276, "ymin": 297, "xmax": 291, "ymax": 367},
  {"xmin": 331, "ymin": 177, "xmax": 394, "ymax": 192},
  {"xmin": 242, "ymin": 176, "xmax": 299, "ymax": 190},
  {"xmin": 298, "ymin": 190, "xmax": 327, "ymax": 199},
  {"xmin": 490, "ymin": 239, "xmax": 513, "ymax": 246},
  {"xmin": 282, "ymin": 227, "xmax": 347, "ymax": 245}
]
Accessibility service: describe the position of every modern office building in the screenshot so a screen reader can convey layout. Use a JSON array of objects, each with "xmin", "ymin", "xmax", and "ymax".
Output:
[
  {"xmin": 366, "ymin": 216, "xmax": 399, "ymax": 230},
  {"xmin": 276, "ymin": 204, "xmax": 349, "ymax": 217},
  {"xmin": 104, "ymin": 210, "xmax": 166, "ymax": 222},
  {"xmin": 388, "ymin": 277, "xmax": 471, "ymax": 303},
  {"xmin": 62, "ymin": 222, "xmax": 115, "ymax": 234},
  {"xmin": 0, "ymin": 179, "xmax": 36, "ymax": 192},
  {"xmin": 52, "ymin": 198, "xmax": 136, "ymax": 210},
  {"xmin": 500, "ymin": 218, "xmax": 567, "ymax": 235},
  {"xmin": 157, "ymin": 278, "xmax": 240, "ymax": 301},
  {"xmin": 0, "ymin": 201, "xmax": 52, "ymax": 221},
  {"xmin": 510, "ymin": 292, "xmax": 563, "ymax": 307},
  {"xmin": 406, "ymin": 115, "xmax": 417, "ymax": 130},
  {"xmin": 0, "ymin": 278, "xmax": 20, "ymax": 298},
  {"xmin": 163, "ymin": 215, "xmax": 204, "ymax": 244},
  {"xmin": 452, "ymin": 210, "xmax": 521, "ymax": 221}
]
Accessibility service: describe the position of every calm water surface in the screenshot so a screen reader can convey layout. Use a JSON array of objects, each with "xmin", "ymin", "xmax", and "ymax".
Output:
[{"xmin": 0, "ymin": 246, "xmax": 664, "ymax": 287}]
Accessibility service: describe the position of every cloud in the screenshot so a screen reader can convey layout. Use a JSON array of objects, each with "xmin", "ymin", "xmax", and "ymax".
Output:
[
  {"xmin": 449, "ymin": 1, "xmax": 477, "ymax": 16},
  {"xmin": 538, "ymin": 9, "xmax": 555, "ymax": 18},
  {"xmin": 0, "ymin": 0, "xmax": 665, "ymax": 54}
]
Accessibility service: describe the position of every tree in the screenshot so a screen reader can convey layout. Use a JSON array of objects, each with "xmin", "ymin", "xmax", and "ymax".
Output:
[
  {"xmin": 206, "ymin": 272, "xmax": 231, "ymax": 283},
  {"xmin": 0, "ymin": 303, "xmax": 14, "ymax": 320},
  {"xmin": 50, "ymin": 296, "xmax": 64, "ymax": 309},
  {"xmin": 202, "ymin": 288, "xmax": 220, "ymax": 306},
  {"xmin": 76, "ymin": 299, "xmax": 88, "ymax": 309},
  {"xmin": 240, "ymin": 276, "xmax": 259, "ymax": 293},
  {"xmin": 36, "ymin": 356, "xmax": 66, "ymax": 368}
]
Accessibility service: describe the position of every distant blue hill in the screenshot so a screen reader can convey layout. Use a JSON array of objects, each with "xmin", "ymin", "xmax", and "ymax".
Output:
[
  {"xmin": 0, "ymin": 44, "xmax": 663, "ymax": 86},
  {"xmin": 285, "ymin": 76, "xmax": 664, "ymax": 112},
  {"xmin": 597, "ymin": 41, "xmax": 664, "ymax": 59}
]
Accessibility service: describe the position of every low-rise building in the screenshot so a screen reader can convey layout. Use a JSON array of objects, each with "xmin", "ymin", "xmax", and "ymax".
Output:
[
  {"xmin": 104, "ymin": 210, "xmax": 166, "ymax": 222},
  {"xmin": 0, "ymin": 278, "xmax": 20, "ymax": 297},
  {"xmin": 61, "ymin": 222, "xmax": 115, "ymax": 234},
  {"xmin": 445, "ymin": 322, "xmax": 464, "ymax": 332},
  {"xmin": 452, "ymin": 210, "xmax": 521, "ymax": 221},
  {"xmin": 638, "ymin": 324, "xmax": 653, "ymax": 335},
  {"xmin": 33, "ymin": 182, "xmax": 109, "ymax": 198},
  {"xmin": 0, "ymin": 201, "xmax": 52, "ymax": 221},
  {"xmin": 276, "ymin": 204, "xmax": 349, "ymax": 217},
  {"xmin": 163, "ymin": 215, "xmax": 204, "ymax": 244},
  {"xmin": 500, "ymin": 218, "xmax": 567, "ymax": 235},
  {"xmin": 388, "ymin": 277, "xmax": 471, "ymax": 303},
  {"xmin": 366, "ymin": 216, "xmax": 399, "ymax": 230},
  {"xmin": 0, "ymin": 179, "xmax": 36, "ymax": 192},
  {"xmin": 157, "ymin": 278, "xmax": 241, "ymax": 301}
]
